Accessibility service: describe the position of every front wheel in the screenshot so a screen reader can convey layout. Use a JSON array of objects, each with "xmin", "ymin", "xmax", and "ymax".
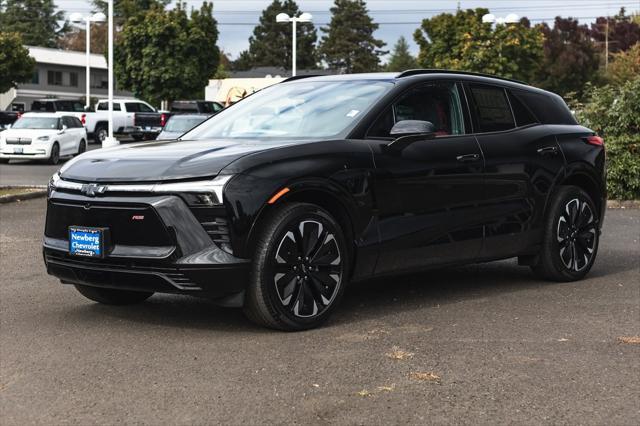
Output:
[
  {"xmin": 76, "ymin": 139, "xmax": 86, "ymax": 156},
  {"xmin": 74, "ymin": 285, "xmax": 153, "ymax": 305},
  {"xmin": 531, "ymin": 185, "xmax": 600, "ymax": 281},
  {"xmin": 47, "ymin": 143, "xmax": 60, "ymax": 165},
  {"xmin": 244, "ymin": 202, "xmax": 349, "ymax": 331}
]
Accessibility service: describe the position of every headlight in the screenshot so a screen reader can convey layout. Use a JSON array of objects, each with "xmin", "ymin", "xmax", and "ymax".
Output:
[{"xmin": 37, "ymin": 135, "xmax": 50, "ymax": 141}]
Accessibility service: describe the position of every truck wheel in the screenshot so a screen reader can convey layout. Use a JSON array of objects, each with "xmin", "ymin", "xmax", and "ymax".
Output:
[
  {"xmin": 74, "ymin": 285, "xmax": 153, "ymax": 305},
  {"xmin": 48, "ymin": 143, "xmax": 60, "ymax": 165},
  {"xmin": 94, "ymin": 125, "xmax": 107, "ymax": 144}
]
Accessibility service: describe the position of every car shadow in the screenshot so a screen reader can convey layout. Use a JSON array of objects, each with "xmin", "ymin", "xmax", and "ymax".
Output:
[{"xmin": 63, "ymin": 258, "xmax": 593, "ymax": 333}]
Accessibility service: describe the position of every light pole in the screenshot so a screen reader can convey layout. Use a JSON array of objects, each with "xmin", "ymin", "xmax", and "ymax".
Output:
[
  {"xmin": 482, "ymin": 13, "xmax": 520, "ymax": 25},
  {"xmin": 275, "ymin": 12, "xmax": 313, "ymax": 77},
  {"xmin": 104, "ymin": 0, "xmax": 118, "ymax": 148},
  {"xmin": 70, "ymin": 12, "xmax": 106, "ymax": 110}
]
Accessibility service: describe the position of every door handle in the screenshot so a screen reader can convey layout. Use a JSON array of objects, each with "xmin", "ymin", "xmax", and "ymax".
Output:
[
  {"xmin": 537, "ymin": 146, "xmax": 559, "ymax": 156},
  {"xmin": 456, "ymin": 153, "xmax": 480, "ymax": 162}
]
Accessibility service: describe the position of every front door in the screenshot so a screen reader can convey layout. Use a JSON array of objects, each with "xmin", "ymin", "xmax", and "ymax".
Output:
[{"xmin": 362, "ymin": 81, "xmax": 485, "ymax": 275}]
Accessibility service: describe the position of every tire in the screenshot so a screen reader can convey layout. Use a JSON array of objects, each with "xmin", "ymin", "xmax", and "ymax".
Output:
[
  {"xmin": 243, "ymin": 202, "xmax": 349, "ymax": 331},
  {"xmin": 0, "ymin": 158, "xmax": 9, "ymax": 164},
  {"xmin": 74, "ymin": 284, "xmax": 153, "ymax": 305},
  {"xmin": 48, "ymin": 143, "xmax": 60, "ymax": 165},
  {"xmin": 94, "ymin": 125, "xmax": 107, "ymax": 144},
  {"xmin": 76, "ymin": 139, "xmax": 86, "ymax": 156},
  {"xmin": 531, "ymin": 185, "xmax": 600, "ymax": 281}
]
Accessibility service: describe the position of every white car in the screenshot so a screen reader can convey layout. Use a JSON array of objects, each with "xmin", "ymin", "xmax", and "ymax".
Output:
[{"xmin": 0, "ymin": 113, "xmax": 88, "ymax": 164}]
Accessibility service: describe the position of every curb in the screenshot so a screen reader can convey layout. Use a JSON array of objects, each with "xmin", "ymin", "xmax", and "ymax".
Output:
[
  {"xmin": 606, "ymin": 200, "xmax": 640, "ymax": 209},
  {"xmin": 0, "ymin": 186, "xmax": 48, "ymax": 204}
]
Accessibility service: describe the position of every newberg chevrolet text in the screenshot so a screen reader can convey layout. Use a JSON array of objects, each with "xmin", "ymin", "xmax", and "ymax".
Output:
[{"xmin": 43, "ymin": 71, "xmax": 606, "ymax": 330}]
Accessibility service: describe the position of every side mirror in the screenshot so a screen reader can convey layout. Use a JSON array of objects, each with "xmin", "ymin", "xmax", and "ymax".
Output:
[
  {"xmin": 390, "ymin": 120, "xmax": 435, "ymax": 138},
  {"xmin": 387, "ymin": 120, "xmax": 436, "ymax": 152},
  {"xmin": 59, "ymin": 124, "xmax": 67, "ymax": 133}
]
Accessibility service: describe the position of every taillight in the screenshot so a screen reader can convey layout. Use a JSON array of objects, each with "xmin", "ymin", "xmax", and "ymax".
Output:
[
  {"xmin": 16, "ymin": 112, "xmax": 22, "ymax": 119},
  {"xmin": 585, "ymin": 135, "xmax": 604, "ymax": 146},
  {"xmin": 80, "ymin": 114, "xmax": 86, "ymax": 125},
  {"xmin": 160, "ymin": 113, "xmax": 167, "ymax": 127}
]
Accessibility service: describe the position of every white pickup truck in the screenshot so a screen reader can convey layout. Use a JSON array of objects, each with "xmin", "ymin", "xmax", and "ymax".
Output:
[{"xmin": 30, "ymin": 98, "xmax": 166, "ymax": 143}]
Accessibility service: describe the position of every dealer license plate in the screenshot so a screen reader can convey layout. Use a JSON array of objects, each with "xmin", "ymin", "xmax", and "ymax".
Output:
[{"xmin": 69, "ymin": 226, "xmax": 105, "ymax": 258}]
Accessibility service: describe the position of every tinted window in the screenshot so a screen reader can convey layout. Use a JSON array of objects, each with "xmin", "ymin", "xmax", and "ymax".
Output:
[
  {"xmin": 137, "ymin": 103, "xmax": 154, "ymax": 112},
  {"xmin": 164, "ymin": 116, "xmax": 207, "ymax": 132},
  {"xmin": 468, "ymin": 85, "xmax": 515, "ymax": 132},
  {"xmin": 507, "ymin": 90, "xmax": 538, "ymax": 127},
  {"xmin": 516, "ymin": 91, "xmax": 577, "ymax": 125},
  {"xmin": 125, "ymin": 102, "xmax": 139, "ymax": 112},
  {"xmin": 97, "ymin": 102, "xmax": 121, "ymax": 111},
  {"xmin": 368, "ymin": 82, "xmax": 466, "ymax": 138},
  {"xmin": 61, "ymin": 117, "xmax": 74, "ymax": 128},
  {"xmin": 13, "ymin": 117, "xmax": 59, "ymax": 129},
  {"xmin": 56, "ymin": 100, "xmax": 85, "ymax": 112},
  {"xmin": 31, "ymin": 101, "xmax": 54, "ymax": 112}
]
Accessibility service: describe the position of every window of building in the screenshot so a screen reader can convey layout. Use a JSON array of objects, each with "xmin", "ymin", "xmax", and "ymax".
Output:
[
  {"xmin": 47, "ymin": 71, "xmax": 63, "ymax": 86},
  {"xmin": 31, "ymin": 71, "xmax": 39, "ymax": 84},
  {"xmin": 69, "ymin": 72, "xmax": 78, "ymax": 87}
]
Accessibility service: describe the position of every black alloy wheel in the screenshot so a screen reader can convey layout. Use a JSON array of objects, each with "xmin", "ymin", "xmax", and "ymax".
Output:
[
  {"xmin": 532, "ymin": 185, "xmax": 599, "ymax": 281},
  {"xmin": 244, "ymin": 202, "xmax": 348, "ymax": 330}
]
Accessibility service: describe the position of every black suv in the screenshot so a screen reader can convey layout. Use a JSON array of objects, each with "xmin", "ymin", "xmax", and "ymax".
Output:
[{"xmin": 43, "ymin": 71, "xmax": 606, "ymax": 330}]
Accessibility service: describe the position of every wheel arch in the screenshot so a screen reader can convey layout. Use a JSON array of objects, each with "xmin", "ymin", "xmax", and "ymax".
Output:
[{"xmin": 549, "ymin": 162, "xmax": 605, "ymax": 224}]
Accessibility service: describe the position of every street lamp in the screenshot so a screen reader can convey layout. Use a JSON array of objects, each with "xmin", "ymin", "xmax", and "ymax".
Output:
[
  {"xmin": 69, "ymin": 12, "xmax": 106, "ymax": 111},
  {"xmin": 275, "ymin": 12, "xmax": 313, "ymax": 77},
  {"xmin": 482, "ymin": 13, "xmax": 520, "ymax": 25}
]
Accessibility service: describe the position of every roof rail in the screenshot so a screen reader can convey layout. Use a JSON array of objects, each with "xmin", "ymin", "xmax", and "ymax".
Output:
[
  {"xmin": 397, "ymin": 69, "xmax": 527, "ymax": 85},
  {"xmin": 281, "ymin": 74, "xmax": 323, "ymax": 83}
]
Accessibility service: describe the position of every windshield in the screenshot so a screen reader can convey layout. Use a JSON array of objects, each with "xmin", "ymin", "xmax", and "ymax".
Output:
[
  {"xmin": 182, "ymin": 80, "xmax": 393, "ymax": 140},
  {"xmin": 164, "ymin": 116, "xmax": 207, "ymax": 132},
  {"xmin": 12, "ymin": 117, "xmax": 59, "ymax": 129}
]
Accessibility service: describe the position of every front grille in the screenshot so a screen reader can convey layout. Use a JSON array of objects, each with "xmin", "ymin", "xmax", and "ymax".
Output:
[
  {"xmin": 6, "ymin": 138, "xmax": 32, "ymax": 145},
  {"xmin": 45, "ymin": 200, "xmax": 174, "ymax": 247}
]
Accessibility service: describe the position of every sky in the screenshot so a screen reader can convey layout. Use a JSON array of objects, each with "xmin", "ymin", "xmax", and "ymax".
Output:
[{"xmin": 55, "ymin": 0, "xmax": 640, "ymax": 59}]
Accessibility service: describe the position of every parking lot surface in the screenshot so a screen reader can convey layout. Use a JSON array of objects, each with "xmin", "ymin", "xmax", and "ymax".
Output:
[{"xmin": 1, "ymin": 199, "xmax": 638, "ymax": 425}]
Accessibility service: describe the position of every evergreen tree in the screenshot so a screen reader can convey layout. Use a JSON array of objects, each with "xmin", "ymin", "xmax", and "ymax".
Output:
[
  {"xmin": 319, "ymin": 0, "xmax": 386, "ymax": 73},
  {"xmin": 92, "ymin": 0, "xmax": 170, "ymax": 24},
  {"xmin": 243, "ymin": 0, "xmax": 317, "ymax": 71},
  {"xmin": 0, "ymin": 0, "xmax": 69, "ymax": 48},
  {"xmin": 385, "ymin": 37, "xmax": 417, "ymax": 71}
]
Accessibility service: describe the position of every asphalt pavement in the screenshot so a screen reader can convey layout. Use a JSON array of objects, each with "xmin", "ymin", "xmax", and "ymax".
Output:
[{"xmin": 0, "ymin": 199, "xmax": 638, "ymax": 425}]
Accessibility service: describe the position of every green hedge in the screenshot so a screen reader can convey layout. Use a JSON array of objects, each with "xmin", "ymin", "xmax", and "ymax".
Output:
[{"xmin": 574, "ymin": 77, "xmax": 640, "ymax": 200}]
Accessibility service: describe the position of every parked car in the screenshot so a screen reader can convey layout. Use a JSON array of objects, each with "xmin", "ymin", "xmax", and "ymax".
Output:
[
  {"xmin": 0, "ymin": 113, "xmax": 87, "ymax": 164},
  {"xmin": 156, "ymin": 114, "xmax": 210, "ymax": 140},
  {"xmin": 29, "ymin": 98, "xmax": 165, "ymax": 144},
  {"xmin": 0, "ymin": 110, "xmax": 21, "ymax": 131},
  {"xmin": 169, "ymin": 100, "xmax": 223, "ymax": 115},
  {"xmin": 43, "ymin": 71, "xmax": 606, "ymax": 330}
]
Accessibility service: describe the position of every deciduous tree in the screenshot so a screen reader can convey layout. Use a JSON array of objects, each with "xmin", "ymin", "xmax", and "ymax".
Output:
[
  {"xmin": 0, "ymin": 32, "xmax": 36, "ymax": 93},
  {"xmin": 0, "ymin": 0, "xmax": 69, "ymax": 48},
  {"xmin": 607, "ymin": 42, "xmax": 640, "ymax": 85},
  {"xmin": 413, "ymin": 8, "xmax": 543, "ymax": 83},
  {"xmin": 114, "ymin": 2, "xmax": 219, "ymax": 104},
  {"xmin": 319, "ymin": 0, "xmax": 386, "ymax": 73},
  {"xmin": 590, "ymin": 8, "xmax": 640, "ymax": 54}
]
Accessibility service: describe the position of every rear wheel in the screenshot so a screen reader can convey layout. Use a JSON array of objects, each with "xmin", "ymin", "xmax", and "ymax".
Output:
[
  {"xmin": 244, "ymin": 202, "xmax": 349, "ymax": 331},
  {"xmin": 94, "ymin": 125, "xmax": 107, "ymax": 144},
  {"xmin": 531, "ymin": 185, "xmax": 599, "ymax": 281},
  {"xmin": 47, "ymin": 143, "xmax": 60, "ymax": 165},
  {"xmin": 76, "ymin": 139, "xmax": 86, "ymax": 156},
  {"xmin": 74, "ymin": 285, "xmax": 153, "ymax": 305}
]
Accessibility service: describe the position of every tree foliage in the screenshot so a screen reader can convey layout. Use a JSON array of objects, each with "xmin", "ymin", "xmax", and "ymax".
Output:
[
  {"xmin": 589, "ymin": 8, "xmax": 640, "ymax": 54},
  {"xmin": 0, "ymin": 32, "xmax": 36, "ymax": 93},
  {"xmin": 385, "ymin": 37, "xmax": 417, "ymax": 72},
  {"xmin": 575, "ymin": 77, "xmax": 640, "ymax": 199},
  {"xmin": 92, "ymin": 0, "xmax": 170, "ymax": 24},
  {"xmin": 319, "ymin": 0, "xmax": 386, "ymax": 73},
  {"xmin": 535, "ymin": 17, "xmax": 600, "ymax": 97},
  {"xmin": 58, "ymin": 23, "xmax": 108, "ymax": 54},
  {"xmin": 239, "ymin": 0, "xmax": 317, "ymax": 71},
  {"xmin": 114, "ymin": 2, "xmax": 219, "ymax": 105},
  {"xmin": 607, "ymin": 42, "xmax": 640, "ymax": 85},
  {"xmin": 413, "ymin": 8, "xmax": 543, "ymax": 83},
  {"xmin": 0, "ymin": 0, "xmax": 69, "ymax": 48}
]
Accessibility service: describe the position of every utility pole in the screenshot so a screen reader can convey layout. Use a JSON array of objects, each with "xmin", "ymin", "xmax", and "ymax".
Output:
[{"xmin": 605, "ymin": 18, "xmax": 609, "ymax": 70}]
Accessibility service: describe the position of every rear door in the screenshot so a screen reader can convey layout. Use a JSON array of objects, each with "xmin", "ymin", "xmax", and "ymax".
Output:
[
  {"xmin": 465, "ymin": 84, "xmax": 565, "ymax": 258},
  {"xmin": 59, "ymin": 117, "xmax": 76, "ymax": 155}
]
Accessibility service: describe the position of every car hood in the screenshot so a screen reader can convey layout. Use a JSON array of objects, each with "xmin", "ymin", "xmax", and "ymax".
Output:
[{"xmin": 59, "ymin": 138, "xmax": 304, "ymax": 183}]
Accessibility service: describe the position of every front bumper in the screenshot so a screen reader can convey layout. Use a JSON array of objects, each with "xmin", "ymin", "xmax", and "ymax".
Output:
[
  {"xmin": 43, "ymin": 190, "xmax": 250, "ymax": 301},
  {"xmin": 1, "ymin": 144, "xmax": 51, "ymax": 159}
]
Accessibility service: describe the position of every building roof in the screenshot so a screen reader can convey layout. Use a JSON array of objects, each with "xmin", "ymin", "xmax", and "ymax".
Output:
[{"xmin": 27, "ymin": 46, "xmax": 107, "ymax": 70}]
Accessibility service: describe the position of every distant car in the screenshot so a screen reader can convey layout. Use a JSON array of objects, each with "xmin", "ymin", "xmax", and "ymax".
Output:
[
  {"xmin": 169, "ymin": 100, "xmax": 224, "ymax": 115},
  {"xmin": 30, "ymin": 99, "xmax": 86, "ymax": 113},
  {"xmin": 0, "ymin": 111, "xmax": 21, "ymax": 131},
  {"xmin": 0, "ymin": 113, "xmax": 87, "ymax": 164},
  {"xmin": 156, "ymin": 114, "xmax": 209, "ymax": 140}
]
